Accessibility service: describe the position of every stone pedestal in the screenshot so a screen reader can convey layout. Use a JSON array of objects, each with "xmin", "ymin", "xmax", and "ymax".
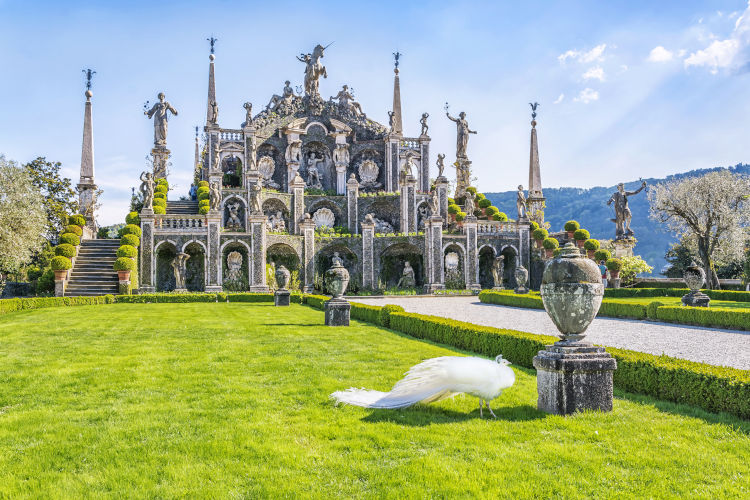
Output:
[
  {"xmin": 346, "ymin": 174, "xmax": 359, "ymax": 234},
  {"xmin": 248, "ymin": 214, "xmax": 269, "ymax": 292},
  {"xmin": 533, "ymin": 344, "xmax": 617, "ymax": 415},
  {"xmin": 325, "ymin": 298, "xmax": 350, "ymax": 326},
  {"xmin": 118, "ymin": 280, "xmax": 131, "ymax": 295},
  {"xmin": 301, "ymin": 215, "xmax": 316, "ymax": 293},
  {"xmin": 612, "ymin": 238, "xmax": 636, "ymax": 258},
  {"xmin": 54, "ymin": 278, "xmax": 65, "ymax": 297},
  {"xmin": 610, "ymin": 278, "xmax": 621, "ymax": 289},
  {"xmin": 361, "ymin": 218, "xmax": 375, "ymax": 289},
  {"xmin": 682, "ymin": 290, "xmax": 710, "ymax": 307},
  {"xmin": 174, "ymin": 288, "xmax": 188, "ymax": 294},
  {"xmin": 274, "ymin": 289, "xmax": 291, "ymax": 306}
]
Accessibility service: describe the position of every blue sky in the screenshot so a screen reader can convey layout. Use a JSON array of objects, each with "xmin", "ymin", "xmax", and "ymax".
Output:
[{"xmin": 1, "ymin": 0, "xmax": 749, "ymax": 225}]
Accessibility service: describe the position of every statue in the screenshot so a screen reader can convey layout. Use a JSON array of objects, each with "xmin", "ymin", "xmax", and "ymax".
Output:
[
  {"xmin": 297, "ymin": 44, "xmax": 329, "ymax": 97},
  {"xmin": 418, "ymin": 204, "xmax": 428, "ymax": 229},
  {"xmin": 387, "ymin": 111, "xmax": 395, "ymax": 131},
  {"xmin": 226, "ymin": 251, "xmax": 243, "ymax": 281},
  {"xmin": 272, "ymin": 211, "xmax": 286, "ymax": 232},
  {"xmin": 266, "ymin": 81, "xmax": 295, "ymax": 111},
  {"xmin": 209, "ymin": 181, "xmax": 221, "ymax": 211},
  {"xmin": 607, "ymin": 180, "xmax": 647, "ymax": 239},
  {"xmin": 333, "ymin": 144, "xmax": 349, "ymax": 166},
  {"xmin": 445, "ymin": 108, "xmax": 477, "ymax": 159},
  {"xmin": 171, "ymin": 252, "xmax": 190, "ymax": 290},
  {"xmin": 213, "ymin": 141, "xmax": 221, "ymax": 171},
  {"xmin": 403, "ymin": 155, "xmax": 415, "ymax": 177},
  {"xmin": 243, "ymin": 102, "xmax": 253, "ymax": 127},
  {"xmin": 285, "ymin": 139, "xmax": 301, "ymax": 164},
  {"xmin": 144, "ymin": 92, "xmax": 178, "ymax": 147},
  {"xmin": 306, "ymin": 153, "xmax": 323, "ymax": 189},
  {"xmin": 464, "ymin": 190, "xmax": 476, "ymax": 215},
  {"xmin": 430, "ymin": 188, "xmax": 440, "ymax": 215},
  {"xmin": 139, "ymin": 171, "xmax": 155, "ymax": 210},
  {"xmin": 331, "ymin": 251, "xmax": 343, "ymax": 267},
  {"xmin": 364, "ymin": 213, "xmax": 375, "ymax": 224},
  {"xmin": 226, "ymin": 201, "xmax": 242, "ymax": 230},
  {"xmin": 436, "ymin": 153, "xmax": 446, "ymax": 178},
  {"xmin": 492, "ymin": 255, "xmax": 505, "ymax": 289},
  {"xmin": 250, "ymin": 183, "xmax": 262, "ymax": 214},
  {"xmin": 516, "ymin": 185, "xmax": 527, "ymax": 219},
  {"xmin": 247, "ymin": 135, "xmax": 257, "ymax": 171},
  {"xmin": 209, "ymin": 100, "xmax": 219, "ymax": 124},
  {"xmin": 330, "ymin": 85, "xmax": 365, "ymax": 116},
  {"xmin": 420, "ymin": 112, "xmax": 429, "ymax": 136},
  {"xmin": 397, "ymin": 261, "xmax": 416, "ymax": 288}
]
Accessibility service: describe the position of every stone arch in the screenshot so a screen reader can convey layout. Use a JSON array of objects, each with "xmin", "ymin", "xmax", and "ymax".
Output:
[
  {"xmin": 368, "ymin": 200, "xmax": 398, "ymax": 231},
  {"xmin": 155, "ymin": 240, "xmax": 178, "ymax": 292},
  {"xmin": 183, "ymin": 241, "xmax": 206, "ymax": 292},
  {"xmin": 258, "ymin": 143, "xmax": 283, "ymax": 190},
  {"xmin": 478, "ymin": 245, "xmax": 497, "ymax": 289},
  {"xmin": 417, "ymin": 201, "xmax": 430, "ymax": 230},
  {"xmin": 316, "ymin": 244, "xmax": 360, "ymax": 293},
  {"xmin": 222, "ymin": 195, "xmax": 247, "ymax": 232},
  {"xmin": 304, "ymin": 121, "xmax": 329, "ymax": 135},
  {"xmin": 262, "ymin": 198, "xmax": 290, "ymax": 231},
  {"xmin": 443, "ymin": 242, "xmax": 465, "ymax": 290},
  {"xmin": 221, "ymin": 153, "xmax": 243, "ymax": 188},
  {"xmin": 301, "ymin": 140, "xmax": 334, "ymax": 191},
  {"xmin": 380, "ymin": 242, "xmax": 424, "ymax": 289},
  {"xmin": 221, "ymin": 240, "xmax": 251, "ymax": 291},
  {"xmin": 266, "ymin": 243, "xmax": 301, "ymax": 290}
]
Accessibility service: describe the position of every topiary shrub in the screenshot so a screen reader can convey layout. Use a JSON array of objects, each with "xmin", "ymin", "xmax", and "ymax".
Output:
[
  {"xmin": 485, "ymin": 206, "xmax": 499, "ymax": 216},
  {"xmin": 198, "ymin": 180, "xmax": 209, "ymax": 188},
  {"xmin": 121, "ymin": 234, "xmax": 140, "ymax": 248},
  {"xmin": 574, "ymin": 229, "xmax": 590, "ymax": 241},
  {"xmin": 478, "ymin": 198, "xmax": 491, "ymax": 209},
  {"xmin": 120, "ymin": 224, "xmax": 142, "ymax": 238},
  {"xmin": 117, "ymin": 244, "xmax": 138, "ymax": 258},
  {"xmin": 594, "ymin": 249, "xmax": 611, "ymax": 262},
  {"xmin": 153, "ymin": 197, "xmax": 167, "ymax": 207},
  {"xmin": 447, "ymin": 204, "xmax": 459, "ymax": 215},
  {"xmin": 55, "ymin": 244, "xmax": 77, "ymax": 258},
  {"xmin": 65, "ymin": 224, "xmax": 83, "ymax": 236},
  {"xmin": 564, "ymin": 220, "xmax": 580, "ymax": 232},
  {"xmin": 647, "ymin": 301, "xmax": 664, "ymax": 319},
  {"xmin": 154, "ymin": 183, "xmax": 168, "ymax": 194},
  {"xmin": 68, "ymin": 214, "xmax": 86, "ymax": 227},
  {"xmin": 125, "ymin": 211, "xmax": 140, "ymax": 226},
  {"xmin": 543, "ymin": 237, "xmax": 559, "ymax": 250},
  {"xmin": 532, "ymin": 228, "xmax": 548, "ymax": 241},
  {"xmin": 50, "ymin": 256, "xmax": 72, "ymax": 271},
  {"xmin": 153, "ymin": 191, "xmax": 166, "ymax": 200},
  {"xmin": 197, "ymin": 186, "xmax": 210, "ymax": 200},
  {"xmin": 493, "ymin": 212, "xmax": 508, "ymax": 222},
  {"xmin": 606, "ymin": 258, "xmax": 623, "ymax": 272},
  {"xmin": 59, "ymin": 232, "xmax": 80, "ymax": 247},
  {"xmin": 198, "ymin": 205, "xmax": 209, "ymax": 215},
  {"xmin": 379, "ymin": 304, "xmax": 405, "ymax": 327},
  {"xmin": 153, "ymin": 205, "xmax": 166, "ymax": 215},
  {"xmin": 455, "ymin": 211, "xmax": 467, "ymax": 222},
  {"xmin": 529, "ymin": 221, "xmax": 539, "ymax": 231},
  {"xmin": 113, "ymin": 257, "xmax": 135, "ymax": 271},
  {"xmin": 584, "ymin": 238, "xmax": 600, "ymax": 251}
]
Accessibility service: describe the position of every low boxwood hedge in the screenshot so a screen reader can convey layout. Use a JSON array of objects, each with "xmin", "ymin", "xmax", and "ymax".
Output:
[
  {"xmin": 655, "ymin": 305, "xmax": 750, "ymax": 331},
  {"xmin": 478, "ymin": 290, "xmax": 544, "ymax": 309},
  {"xmin": 116, "ymin": 245, "xmax": 138, "ymax": 258},
  {"xmin": 597, "ymin": 299, "xmax": 647, "ymax": 319},
  {"xmin": 55, "ymin": 243, "xmax": 77, "ymax": 258},
  {"xmin": 65, "ymin": 224, "xmax": 83, "ymax": 236},
  {"xmin": 0, "ymin": 295, "xmax": 115, "ymax": 314},
  {"xmin": 59, "ymin": 232, "xmax": 80, "ymax": 247}
]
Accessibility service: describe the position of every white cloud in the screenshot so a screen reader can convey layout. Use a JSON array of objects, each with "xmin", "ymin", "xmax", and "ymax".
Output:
[
  {"xmin": 553, "ymin": 93, "xmax": 565, "ymax": 104},
  {"xmin": 574, "ymin": 88, "xmax": 599, "ymax": 104},
  {"xmin": 558, "ymin": 44, "xmax": 607, "ymax": 64},
  {"xmin": 647, "ymin": 46, "xmax": 674, "ymax": 62},
  {"xmin": 684, "ymin": 1, "xmax": 750, "ymax": 73},
  {"xmin": 582, "ymin": 66, "xmax": 605, "ymax": 81}
]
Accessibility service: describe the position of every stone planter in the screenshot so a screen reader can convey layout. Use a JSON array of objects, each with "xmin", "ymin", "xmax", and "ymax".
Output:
[
  {"xmin": 117, "ymin": 270, "xmax": 131, "ymax": 281},
  {"xmin": 586, "ymin": 249, "xmax": 595, "ymax": 259},
  {"xmin": 324, "ymin": 259, "xmax": 351, "ymax": 326},
  {"xmin": 514, "ymin": 265, "xmax": 529, "ymax": 294},
  {"xmin": 575, "ymin": 239, "xmax": 585, "ymax": 249},
  {"xmin": 535, "ymin": 239, "xmax": 543, "ymax": 249},
  {"xmin": 566, "ymin": 231, "xmax": 575, "ymax": 240},
  {"xmin": 681, "ymin": 264, "xmax": 710, "ymax": 307},
  {"xmin": 275, "ymin": 265, "xmax": 291, "ymax": 290},
  {"xmin": 545, "ymin": 248, "xmax": 554, "ymax": 258},
  {"xmin": 54, "ymin": 270, "xmax": 68, "ymax": 281},
  {"xmin": 609, "ymin": 270, "xmax": 620, "ymax": 280}
]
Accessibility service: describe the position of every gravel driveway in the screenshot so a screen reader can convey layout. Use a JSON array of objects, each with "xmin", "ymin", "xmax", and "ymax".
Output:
[{"xmin": 350, "ymin": 296, "xmax": 750, "ymax": 370}]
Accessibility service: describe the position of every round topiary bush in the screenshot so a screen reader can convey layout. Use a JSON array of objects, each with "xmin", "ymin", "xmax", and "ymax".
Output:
[
  {"xmin": 197, "ymin": 186, "xmax": 210, "ymax": 199},
  {"xmin": 606, "ymin": 258, "xmax": 623, "ymax": 272},
  {"xmin": 485, "ymin": 206, "xmax": 499, "ymax": 216},
  {"xmin": 121, "ymin": 234, "xmax": 140, "ymax": 248},
  {"xmin": 153, "ymin": 197, "xmax": 167, "ymax": 207},
  {"xmin": 198, "ymin": 180, "xmax": 209, "ymax": 188},
  {"xmin": 117, "ymin": 244, "xmax": 138, "ymax": 258},
  {"xmin": 68, "ymin": 214, "xmax": 86, "ymax": 227},
  {"xmin": 114, "ymin": 257, "xmax": 135, "ymax": 271},
  {"xmin": 529, "ymin": 221, "xmax": 539, "ymax": 231},
  {"xmin": 455, "ymin": 211, "xmax": 467, "ymax": 222},
  {"xmin": 154, "ymin": 183, "xmax": 168, "ymax": 193},
  {"xmin": 153, "ymin": 205, "xmax": 166, "ymax": 215},
  {"xmin": 478, "ymin": 198, "xmax": 492, "ymax": 209},
  {"xmin": 125, "ymin": 211, "xmax": 140, "ymax": 226},
  {"xmin": 50, "ymin": 256, "xmax": 72, "ymax": 271},
  {"xmin": 59, "ymin": 232, "xmax": 80, "ymax": 247},
  {"xmin": 574, "ymin": 229, "xmax": 590, "ymax": 241},
  {"xmin": 493, "ymin": 212, "xmax": 508, "ymax": 222},
  {"xmin": 120, "ymin": 224, "xmax": 142, "ymax": 238},
  {"xmin": 55, "ymin": 243, "xmax": 77, "ymax": 258},
  {"xmin": 533, "ymin": 228, "xmax": 549, "ymax": 241},
  {"xmin": 153, "ymin": 191, "xmax": 167, "ymax": 200},
  {"xmin": 564, "ymin": 220, "xmax": 580, "ymax": 232},
  {"xmin": 64, "ymin": 224, "xmax": 83, "ymax": 236},
  {"xmin": 447, "ymin": 204, "xmax": 459, "ymax": 215},
  {"xmin": 583, "ymin": 238, "xmax": 600, "ymax": 251},
  {"xmin": 594, "ymin": 249, "xmax": 611, "ymax": 262},
  {"xmin": 198, "ymin": 205, "xmax": 209, "ymax": 215},
  {"xmin": 543, "ymin": 237, "xmax": 560, "ymax": 250},
  {"xmin": 475, "ymin": 192, "xmax": 486, "ymax": 201},
  {"xmin": 156, "ymin": 178, "xmax": 168, "ymax": 188}
]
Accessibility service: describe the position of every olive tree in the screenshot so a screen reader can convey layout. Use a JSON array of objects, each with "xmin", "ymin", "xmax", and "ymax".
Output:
[
  {"xmin": 648, "ymin": 170, "xmax": 750, "ymax": 289},
  {"xmin": 0, "ymin": 156, "xmax": 47, "ymax": 280}
]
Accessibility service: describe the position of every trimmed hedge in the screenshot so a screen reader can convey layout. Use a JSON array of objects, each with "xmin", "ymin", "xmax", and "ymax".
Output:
[
  {"xmin": 125, "ymin": 211, "xmax": 140, "ymax": 226},
  {"xmin": 594, "ymin": 249, "xmax": 611, "ymax": 262},
  {"xmin": 59, "ymin": 232, "xmax": 80, "ymax": 247},
  {"xmin": 0, "ymin": 295, "xmax": 116, "ymax": 315},
  {"xmin": 542, "ymin": 237, "xmax": 559, "ymax": 250},
  {"xmin": 65, "ymin": 224, "xmax": 83, "ymax": 236},
  {"xmin": 226, "ymin": 293, "xmax": 301, "ymax": 303},
  {"xmin": 604, "ymin": 287, "xmax": 750, "ymax": 302},
  {"xmin": 583, "ymin": 238, "xmax": 600, "ymax": 251},
  {"xmin": 154, "ymin": 206, "xmax": 166, "ymax": 215},
  {"xmin": 606, "ymin": 258, "xmax": 623, "ymax": 271},
  {"xmin": 573, "ymin": 229, "xmax": 590, "ymax": 241},
  {"xmin": 351, "ymin": 302, "xmax": 382, "ymax": 324},
  {"xmin": 68, "ymin": 214, "xmax": 86, "ymax": 227},
  {"xmin": 478, "ymin": 290, "xmax": 544, "ymax": 309},
  {"xmin": 50, "ymin": 256, "xmax": 72, "ymax": 271},
  {"xmin": 532, "ymin": 228, "xmax": 548, "ymax": 241},
  {"xmin": 379, "ymin": 304, "xmax": 405, "ymax": 327},
  {"xmin": 655, "ymin": 306, "xmax": 750, "ymax": 331},
  {"xmin": 116, "ymin": 245, "xmax": 138, "ymax": 258},
  {"xmin": 478, "ymin": 198, "xmax": 492, "ymax": 209},
  {"xmin": 597, "ymin": 299, "xmax": 647, "ymax": 319},
  {"xmin": 564, "ymin": 220, "xmax": 580, "ymax": 232},
  {"xmin": 55, "ymin": 244, "xmax": 77, "ymax": 258},
  {"xmin": 121, "ymin": 234, "xmax": 140, "ymax": 247},
  {"xmin": 493, "ymin": 212, "xmax": 508, "ymax": 222},
  {"xmin": 114, "ymin": 257, "xmax": 135, "ymax": 271},
  {"xmin": 120, "ymin": 224, "xmax": 142, "ymax": 238}
]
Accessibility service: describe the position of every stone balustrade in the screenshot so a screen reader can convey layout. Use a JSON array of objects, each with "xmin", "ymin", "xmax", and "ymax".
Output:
[
  {"xmin": 155, "ymin": 215, "xmax": 206, "ymax": 231},
  {"xmin": 219, "ymin": 130, "xmax": 243, "ymax": 141},
  {"xmin": 467, "ymin": 220, "xmax": 519, "ymax": 234},
  {"xmin": 399, "ymin": 138, "xmax": 420, "ymax": 150}
]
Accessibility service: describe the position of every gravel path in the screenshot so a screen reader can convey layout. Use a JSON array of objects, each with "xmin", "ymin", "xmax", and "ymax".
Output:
[{"xmin": 350, "ymin": 296, "xmax": 750, "ymax": 370}]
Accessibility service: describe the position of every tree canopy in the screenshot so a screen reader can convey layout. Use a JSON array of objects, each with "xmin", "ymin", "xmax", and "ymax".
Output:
[{"xmin": 23, "ymin": 157, "xmax": 77, "ymax": 240}]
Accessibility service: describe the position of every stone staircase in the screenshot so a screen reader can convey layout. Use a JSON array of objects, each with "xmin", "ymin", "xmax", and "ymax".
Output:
[
  {"xmin": 65, "ymin": 239, "xmax": 120, "ymax": 296},
  {"xmin": 167, "ymin": 200, "xmax": 199, "ymax": 214}
]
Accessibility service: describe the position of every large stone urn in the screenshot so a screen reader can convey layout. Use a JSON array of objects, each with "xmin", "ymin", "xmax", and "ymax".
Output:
[
  {"xmin": 274, "ymin": 265, "xmax": 291, "ymax": 306},
  {"xmin": 513, "ymin": 265, "xmax": 529, "ymax": 294},
  {"xmin": 533, "ymin": 243, "xmax": 617, "ymax": 415},
  {"xmin": 324, "ymin": 258, "xmax": 351, "ymax": 326},
  {"xmin": 681, "ymin": 264, "xmax": 710, "ymax": 307}
]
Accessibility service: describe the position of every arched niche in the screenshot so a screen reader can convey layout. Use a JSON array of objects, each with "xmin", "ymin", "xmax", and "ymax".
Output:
[
  {"xmin": 222, "ymin": 154, "xmax": 243, "ymax": 188},
  {"xmin": 443, "ymin": 243, "xmax": 465, "ymax": 290},
  {"xmin": 266, "ymin": 243, "xmax": 301, "ymax": 290},
  {"xmin": 155, "ymin": 241, "xmax": 177, "ymax": 292},
  {"xmin": 222, "ymin": 241, "xmax": 250, "ymax": 291},
  {"xmin": 183, "ymin": 241, "xmax": 206, "ymax": 292},
  {"xmin": 478, "ymin": 245, "xmax": 497, "ymax": 289},
  {"xmin": 381, "ymin": 243, "xmax": 424, "ymax": 289}
]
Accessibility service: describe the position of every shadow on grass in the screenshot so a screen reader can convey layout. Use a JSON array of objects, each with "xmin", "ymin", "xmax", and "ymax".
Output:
[{"xmin": 360, "ymin": 404, "xmax": 545, "ymax": 426}]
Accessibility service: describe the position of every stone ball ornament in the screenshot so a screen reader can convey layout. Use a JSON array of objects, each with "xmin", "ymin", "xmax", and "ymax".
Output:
[
  {"xmin": 540, "ymin": 242, "xmax": 604, "ymax": 344},
  {"xmin": 275, "ymin": 265, "xmax": 291, "ymax": 290},
  {"xmin": 325, "ymin": 259, "xmax": 350, "ymax": 299}
]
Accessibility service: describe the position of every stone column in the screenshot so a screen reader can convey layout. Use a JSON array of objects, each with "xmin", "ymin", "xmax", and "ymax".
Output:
[
  {"xmin": 435, "ymin": 176, "xmax": 449, "ymax": 220},
  {"xmin": 419, "ymin": 136, "xmax": 431, "ymax": 193},
  {"xmin": 361, "ymin": 217, "xmax": 375, "ymax": 289},
  {"xmin": 385, "ymin": 137, "xmax": 400, "ymax": 191},
  {"xmin": 205, "ymin": 210, "xmax": 223, "ymax": 292},
  {"xmin": 248, "ymin": 214, "xmax": 269, "ymax": 292},
  {"xmin": 151, "ymin": 147, "xmax": 171, "ymax": 181},
  {"xmin": 424, "ymin": 215, "xmax": 445, "ymax": 293},
  {"xmin": 301, "ymin": 214, "xmax": 316, "ymax": 293},
  {"xmin": 464, "ymin": 216, "xmax": 480, "ymax": 291},
  {"xmin": 290, "ymin": 173, "xmax": 306, "ymax": 235},
  {"xmin": 400, "ymin": 175, "xmax": 417, "ymax": 233},
  {"xmin": 139, "ymin": 209, "xmax": 156, "ymax": 293},
  {"xmin": 518, "ymin": 221, "xmax": 531, "ymax": 270},
  {"xmin": 346, "ymin": 174, "xmax": 359, "ymax": 234}
]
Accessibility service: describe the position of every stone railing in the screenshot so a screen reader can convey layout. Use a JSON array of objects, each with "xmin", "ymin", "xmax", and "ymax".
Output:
[
  {"xmin": 399, "ymin": 138, "xmax": 421, "ymax": 150},
  {"xmin": 219, "ymin": 130, "xmax": 243, "ymax": 141},
  {"xmin": 467, "ymin": 220, "xmax": 519, "ymax": 234},
  {"xmin": 154, "ymin": 215, "xmax": 206, "ymax": 231}
]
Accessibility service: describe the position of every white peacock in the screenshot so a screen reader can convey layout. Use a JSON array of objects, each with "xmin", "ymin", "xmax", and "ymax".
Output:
[
  {"xmin": 312, "ymin": 207, "xmax": 335, "ymax": 228},
  {"xmin": 331, "ymin": 355, "xmax": 515, "ymax": 418}
]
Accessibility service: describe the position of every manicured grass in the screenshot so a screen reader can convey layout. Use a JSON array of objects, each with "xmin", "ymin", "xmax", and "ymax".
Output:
[{"xmin": 1, "ymin": 303, "xmax": 748, "ymax": 498}]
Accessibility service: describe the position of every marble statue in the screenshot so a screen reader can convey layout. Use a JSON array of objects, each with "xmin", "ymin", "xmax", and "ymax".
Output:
[
  {"xmin": 436, "ymin": 153, "xmax": 446, "ymax": 178},
  {"xmin": 446, "ymin": 110, "xmax": 477, "ymax": 159},
  {"xmin": 297, "ymin": 44, "xmax": 329, "ymax": 97},
  {"xmin": 364, "ymin": 213, "xmax": 375, "ymax": 224},
  {"xmin": 209, "ymin": 100, "xmax": 219, "ymax": 124},
  {"xmin": 171, "ymin": 252, "xmax": 190, "ymax": 290},
  {"xmin": 420, "ymin": 112, "xmax": 429, "ymax": 136},
  {"xmin": 333, "ymin": 144, "xmax": 350, "ymax": 166},
  {"xmin": 226, "ymin": 201, "xmax": 242, "ymax": 230},
  {"xmin": 247, "ymin": 135, "xmax": 257, "ymax": 171},
  {"xmin": 430, "ymin": 188, "xmax": 440, "ymax": 215},
  {"xmin": 145, "ymin": 93, "xmax": 178, "ymax": 147},
  {"xmin": 306, "ymin": 153, "xmax": 323, "ymax": 189},
  {"xmin": 516, "ymin": 185, "xmax": 527, "ymax": 219},
  {"xmin": 139, "ymin": 171, "xmax": 155, "ymax": 210},
  {"xmin": 250, "ymin": 183, "xmax": 262, "ymax": 214},
  {"xmin": 226, "ymin": 251, "xmax": 243, "ymax": 281},
  {"xmin": 464, "ymin": 190, "xmax": 476, "ymax": 215},
  {"xmin": 209, "ymin": 181, "xmax": 222, "ymax": 211},
  {"xmin": 243, "ymin": 102, "xmax": 253, "ymax": 126},
  {"xmin": 330, "ymin": 85, "xmax": 364, "ymax": 116},
  {"xmin": 267, "ymin": 211, "xmax": 286, "ymax": 232},
  {"xmin": 266, "ymin": 81, "xmax": 295, "ymax": 111},
  {"xmin": 213, "ymin": 141, "xmax": 221, "ymax": 171},
  {"xmin": 388, "ymin": 111, "xmax": 395, "ymax": 131},
  {"xmin": 607, "ymin": 180, "xmax": 647, "ymax": 239},
  {"xmin": 285, "ymin": 139, "xmax": 302, "ymax": 164},
  {"xmin": 403, "ymin": 155, "xmax": 415, "ymax": 177},
  {"xmin": 492, "ymin": 255, "xmax": 505, "ymax": 289},
  {"xmin": 397, "ymin": 261, "xmax": 416, "ymax": 288},
  {"xmin": 331, "ymin": 251, "xmax": 343, "ymax": 267}
]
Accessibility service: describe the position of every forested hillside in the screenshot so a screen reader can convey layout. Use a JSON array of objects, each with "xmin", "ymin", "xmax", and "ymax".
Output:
[{"xmin": 484, "ymin": 164, "xmax": 749, "ymax": 274}]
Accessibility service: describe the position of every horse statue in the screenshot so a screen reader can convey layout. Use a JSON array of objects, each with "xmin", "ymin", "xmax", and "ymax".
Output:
[{"xmin": 297, "ymin": 43, "xmax": 331, "ymax": 97}]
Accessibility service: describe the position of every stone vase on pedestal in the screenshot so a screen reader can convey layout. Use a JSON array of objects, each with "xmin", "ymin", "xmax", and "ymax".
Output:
[
  {"xmin": 514, "ymin": 265, "xmax": 529, "ymax": 294},
  {"xmin": 274, "ymin": 265, "xmax": 291, "ymax": 306},
  {"xmin": 681, "ymin": 264, "xmax": 710, "ymax": 307},
  {"xmin": 324, "ymin": 260, "xmax": 351, "ymax": 326},
  {"xmin": 533, "ymin": 242, "xmax": 617, "ymax": 415}
]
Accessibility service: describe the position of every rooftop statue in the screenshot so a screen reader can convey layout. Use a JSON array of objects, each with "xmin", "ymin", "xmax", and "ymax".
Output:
[
  {"xmin": 607, "ymin": 180, "xmax": 647, "ymax": 239},
  {"xmin": 144, "ymin": 92, "xmax": 178, "ymax": 147},
  {"xmin": 516, "ymin": 185, "xmax": 527, "ymax": 219},
  {"xmin": 297, "ymin": 44, "xmax": 330, "ymax": 97},
  {"xmin": 420, "ymin": 112, "xmax": 429, "ymax": 136},
  {"xmin": 436, "ymin": 153, "xmax": 446, "ymax": 178},
  {"xmin": 139, "ymin": 171, "xmax": 154, "ymax": 210},
  {"xmin": 208, "ymin": 100, "xmax": 219, "ymax": 124},
  {"xmin": 243, "ymin": 102, "xmax": 253, "ymax": 127},
  {"xmin": 445, "ymin": 105, "xmax": 477, "ymax": 159},
  {"xmin": 330, "ymin": 85, "xmax": 365, "ymax": 116},
  {"xmin": 266, "ymin": 81, "xmax": 295, "ymax": 112}
]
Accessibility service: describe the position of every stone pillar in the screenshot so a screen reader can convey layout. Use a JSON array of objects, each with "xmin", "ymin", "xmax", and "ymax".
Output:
[
  {"xmin": 361, "ymin": 217, "xmax": 375, "ymax": 289},
  {"xmin": 301, "ymin": 215, "xmax": 316, "ymax": 293},
  {"xmin": 248, "ymin": 214, "xmax": 269, "ymax": 292},
  {"xmin": 151, "ymin": 147, "xmax": 171, "ymax": 181},
  {"xmin": 400, "ymin": 175, "xmax": 417, "ymax": 233},
  {"xmin": 139, "ymin": 209, "xmax": 156, "ymax": 293},
  {"xmin": 54, "ymin": 273, "xmax": 66, "ymax": 297},
  {"xmin": 335, "ymin": 165, "xmax": 347, "ymax": 195},
  {"xmin": 419, "ymin": 136, "xmax": 431, "ymax": 193},
  {"xmin": 464, "ymin": 216, "xmax": 480, "ymax": 291},
  {"xmin": 518, "ymin": 221, "xmax": 531, "ymax": 270},
  {"xmin": 346, "ymin": 174, "xmax": 359, "ymax": 234},
  {"xmin": 290, "ymin": 173, "xmax": 306, "ymax": 235},
  {"xmin": 612, "ymin": 238, "xmax": 636, "ymax": 258},
  {"xmin": 385, "ymin": 137, "xmax": 400, "ymax": 191},
  {"xmin": 435, "ymin": 176, "xmax": 449, "ymax": 220},
  {"xmin": 424, "ymin": 216, "xmax": 445, "ymax": 293},
  {"xmin": 205, "ymin": 210, "xmax": 223, "ymax": 292}
]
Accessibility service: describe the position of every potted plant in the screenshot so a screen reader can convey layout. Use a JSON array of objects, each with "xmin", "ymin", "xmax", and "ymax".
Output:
[
  {"xmin": 114, "ymin": 256, "xmax": 135, "ymax": 281},
  {"xmin": 50, "ymin": 256, "xmax": 72, "ymax": 281},
  {"xmin": 478, "ymin": 197, "xmax": 491, "ymax": 215},
  {"xmin": 447, "ymin": 203, "xmax": 459, "ymax": 222},
  {"xmin": 594, "ymin": 248, "xmax": 611, "ymax": 263},
  {"xmin": 573, "ymin": 229, "xmax": 590, "ymax": 248},
  {"xmin": 583, "ymin": 237, "xmax": 599, "ymax": 257},
  {"xmin": 493, "ymin": 212, "xmax": 508, "ymax": 222},
  {"xmin": 455, "ymin": 211, "xmax": 467, "ymax": 226},
  {"xmin": 533, "ymin": 228, "xmax": 549, "ymax": 248},
  {"xmin": 542, "ymin": 237, "xmax": 559, "ymax": 258},
  {"xmin": 606, "ymin": 258, "xmax": 623, "ymax": 279},
  {"xmin": 564, "ymin": 220, "xmax": 580, "ymax": 239}
]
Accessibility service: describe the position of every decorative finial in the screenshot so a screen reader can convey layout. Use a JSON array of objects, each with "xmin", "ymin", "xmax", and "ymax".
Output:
[
  {"xmin": 82, "ymin": 68, "xmax": 96, "ymax": 96},
  {"xmin": 207, "ymin": 36, "xmax": 217, "ymax": 54},
  {"xmin": 393, "ymin": 51, "xmax": 401, "ymax": 71},
  {"xmin": 529, "ymin": 102, "xmax": 540, "ymax": 122}
]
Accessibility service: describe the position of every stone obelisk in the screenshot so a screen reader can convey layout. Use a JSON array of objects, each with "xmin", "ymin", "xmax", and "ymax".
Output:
[{"xmin": 77, "ymin": 69, "xmax": 99, "ymax": 239}]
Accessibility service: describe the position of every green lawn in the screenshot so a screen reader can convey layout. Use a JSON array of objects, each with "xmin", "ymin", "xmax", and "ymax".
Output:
[{"xmin": 0, "ymin": 303, "xmax": 748, "ymax": 498}]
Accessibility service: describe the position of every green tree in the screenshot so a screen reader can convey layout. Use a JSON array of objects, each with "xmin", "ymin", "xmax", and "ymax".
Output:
[
  {"xmin": 23, "ymin": 157, "xmax": 77, "ymax": 240},
  {"xmin": 663, "ymin": 241, "xmax": 695, "ymax": 278},
  {"xmin": 619, "ymin": 255, "xmax": 653, "ymax": 287}
]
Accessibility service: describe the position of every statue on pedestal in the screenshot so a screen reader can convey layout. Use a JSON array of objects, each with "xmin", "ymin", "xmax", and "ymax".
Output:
[
  {"xmin": 430, "ymin": 188, "xmax": 440, "ymax": 215},
  {"xmin": 172, "ymin": 252, "xmax": 190, "ymax": 290},
  {"xmin": 297, "ymin": 44, "xmax": 329, "ymax": 97},
  {"xmin": 144, "ymin": 93, "xmax": 178, "ymax": 147},
  {"xmin": 436, "ymin": 153, "xmax": 445, "ymax": 178},
  {"xmin": 607, "ymin": 180, "xmax": 647, "ymax": 239},
  {"xmin": 397, "ymin": 261, "xmax": 416, "ymax": 288},
  {"xmin": 445, "ymin": 106, "xmax": 477, "ymax": 159},
  {"xmin": 226, "ymin": 201, "xmax": 242, "ymax": 230},
  {"xmin": 243, "ymin": 102, "xmax": 253, "ymax": 127},
  {"xmin": 330, "ymin": 85, "xmax": 365, "ymax": 116},
  {"xmin": 208, "ymin": 100, "xmax": 219, "ymax": 124},
  {"xmin": 266, "ymin": 81, "xmax": 295, "ymax": 112},
  {"xmin": 492, "ymin": 255, "xmax": 505, "ymax": 289},
  {"xmin": 250, "ymin": 183, "xmax": 263, "ymax": 214},
  {"xmin": 209, "ymin": 181, "xmax": 222, "ymax": 211},
  {"xmin": 139, "ymin": 171, "xmax": 155, "ymax": 210},
  {"xmin": 285, "ymin": 140, "xmax": 302, "ymax": 165},
  {"xmin": 420, "ymin": 112, "xmax": 429, "ymax": 136},
  {"xmin": 516, "ymin": 185, "xmax": 527, "ymax": 219},
  {"xmin": 464, "ymin": 190, "xmax": 476, "ymax": 215},
  {"xmin": 306, "ymin": 153, "xmax": 323, "ymax": 189}
]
